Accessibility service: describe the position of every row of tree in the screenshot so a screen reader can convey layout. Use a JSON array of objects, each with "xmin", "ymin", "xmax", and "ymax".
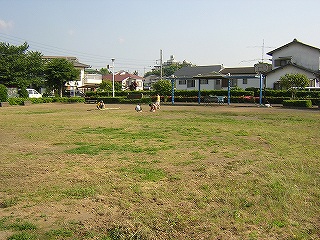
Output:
[{"xmin": 0, "ymin": 42, "xmax": 82, "ymax": 97}]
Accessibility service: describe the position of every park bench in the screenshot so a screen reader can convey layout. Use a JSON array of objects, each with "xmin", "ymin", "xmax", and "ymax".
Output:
[
  {"xmin": 0, "ymin": 102, "xmax": 10, "ymax": 107},
  {"xmin": 127, "ymin": 93, "xmax": 143, "ymax": 99},
  {"xmin": 85, "ymin": 98, "xmax": 97, "ymax": 104},
  {"xmin": 203, "ymin": 95, "xmax": 225, "ymax": 105}
]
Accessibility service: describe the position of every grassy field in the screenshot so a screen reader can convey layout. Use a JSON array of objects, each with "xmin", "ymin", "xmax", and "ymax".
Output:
[{"xmin": 0, "ymin": 103, "xmax": 319, "ymax": 240}]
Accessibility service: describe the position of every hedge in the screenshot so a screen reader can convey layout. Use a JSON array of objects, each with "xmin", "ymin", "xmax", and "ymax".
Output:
[
  {"xmin": 7, "ymin": 97, "xmax": 85, "ymax": 105},
  {"xmin": 283, "ymin": 100, "xmax": 313, "ymax": 108}
]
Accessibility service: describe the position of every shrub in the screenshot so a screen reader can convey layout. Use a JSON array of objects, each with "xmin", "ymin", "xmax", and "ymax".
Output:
[
  {"xmin": 7, "ymin": 98, "xmax": 25, "ymax": 105},
  {"xmin": 283, "ymin": 100, "xmax": 313, "ymax": 108},
  {"xmin": 0, "ymin": 84, "xmax": 8, "ymax": 102},
  {"xmin": 18, "ymin": 88, "xmax": 29, "ymax": 98}
]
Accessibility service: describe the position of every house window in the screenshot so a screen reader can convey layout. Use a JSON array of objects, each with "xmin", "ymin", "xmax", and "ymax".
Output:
[
  {"xmin": 274, "ymin": 58, "xmax": 291, "ymax": 67},
  {"xmin": 243, "ymin": 78, "xmax": 248, "ymax": 84},
  {"xmin": 200, "ymin": 79, "xmax": 208, "ymax": 84},
  {"xmin": 179, "ymin": 79, "xmax": 186, "ymax": 85},
  {"xmin": 187, "ymin": 80, "xmax": 195, "ymax": 88}
]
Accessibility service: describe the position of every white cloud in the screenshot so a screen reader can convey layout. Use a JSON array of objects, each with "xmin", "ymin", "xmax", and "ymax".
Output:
[
  {"xmin": 0, "ymin": 19, "xmax": 13, "ymax": 30},
  {"xmin": 118, "ymin": 37, "xmax": 125, "ymax": 44}
]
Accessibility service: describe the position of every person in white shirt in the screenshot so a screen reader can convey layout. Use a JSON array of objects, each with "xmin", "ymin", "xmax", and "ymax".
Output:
[{"xmin": 135, "ymin": 103, "xmax": 142, "ymax": 112}]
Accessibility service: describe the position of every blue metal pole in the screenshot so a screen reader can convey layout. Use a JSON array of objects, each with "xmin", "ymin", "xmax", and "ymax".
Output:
[
  {"xmin": 259, "ymin": 73, "xmax": 263, "ymax": 105},
  {"xmin": 227, "ymin": 78, "xmax": 231, "ymax": 105},
  {"xmin": 198, "ymin": 79, "xmax": 201, "ymax": 104},
  {"xmin": 171, "ymin": 79, "xmax": 175, "ymax": 105}
]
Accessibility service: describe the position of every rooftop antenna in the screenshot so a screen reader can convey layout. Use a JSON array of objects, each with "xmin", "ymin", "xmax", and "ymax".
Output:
[{"xmin": 241, "ymin": 39, "xmax": 273, "ymax": 64}]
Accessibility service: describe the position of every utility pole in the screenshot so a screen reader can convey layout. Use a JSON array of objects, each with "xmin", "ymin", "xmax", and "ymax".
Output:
[
  {"xmin": 160, "ymin": 49, "xmax": 163, "ymax": 80},
  {"xmin": 111, "ymin": 58, "xmax": 115, "ymax": 97}
]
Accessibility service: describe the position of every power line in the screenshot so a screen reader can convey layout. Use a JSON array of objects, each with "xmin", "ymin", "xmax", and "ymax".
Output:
[{"xmin": 0, "ymin": 33, "xmax": 156, "ymax": 74}]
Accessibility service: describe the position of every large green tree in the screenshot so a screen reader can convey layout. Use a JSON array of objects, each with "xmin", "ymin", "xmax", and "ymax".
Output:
[
  {"xmin": 44, "ymin": 58, "xmax": 80, "ymax": 97},
  {"xmin": 144, "ymin": 61, "xmax": 194, "ymax": 78},
  {"xmin": 279, "ymin": 73, "xmax": 310, "ymax": 98},
  {"xmin": 152, "ymin": 79, "xmax": 172, "ymax": 97},
  {"xmin": 98, "ymin": 80, "xmax": 122, "ymax": 91},
  {"xmin": 0, "ymin": 42, "xmax": 44, "ymax": 88}
]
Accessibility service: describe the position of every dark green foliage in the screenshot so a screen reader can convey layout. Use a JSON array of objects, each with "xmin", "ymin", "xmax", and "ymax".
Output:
[
  {"xmin": 7, "ymin": 97, "xmax": 85, "ymax": 105},
  {"xmin": 0, "ymin": 42, "xmax": 44, "ymax": 88},
  {"xmin": 152, "ymin": 79, "xmax": 172, "ymax": 96},
  {"xmin": 44, "ymin": 58, "xmax": 80, "ymax": 97},
  {"xmin": 283, "ymin": 100, "xmax": 313, "ymax": 108},
  {"xmin": 18, "ymin": 87, "xmax": 28, "ymax": 98},
  {"xmin": 0, "ymin": 84, "xmax": 8, "ymax": 101}
]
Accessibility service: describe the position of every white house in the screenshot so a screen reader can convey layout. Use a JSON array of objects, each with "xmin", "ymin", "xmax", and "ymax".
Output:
[
  {"xmin": 265, "ymin": 39, "xmax": 320, "ymax": 89},
  {"xmin": 174, "ymin": 65, "xmax": 223, "ymax": 90},
  {"xmin": 219, "ymin": 66, "xmax": 261, "ymax": 89},
  {"xmin": 103, "ymin": 71, "xmax": 144, "ymax": 91},
  {"xmin": 174, "ymin": 65, "xmax": 262, "ymax": 90},
  {"xmin": 42, "ymin": 56, "xmax": 98, "ymax": 94}
]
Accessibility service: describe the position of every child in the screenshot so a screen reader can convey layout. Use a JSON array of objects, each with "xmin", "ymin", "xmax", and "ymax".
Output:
[
  {"xmin": 149, "ymin": 103, "xmax": 156, "ymax": 112},
  {"xmin": 135, "ymin": 103, "xmax": 142, "ymax": 112},
  {"xmin": 97, "ymin": 100, "xmax": 105, "ymax": 110}
]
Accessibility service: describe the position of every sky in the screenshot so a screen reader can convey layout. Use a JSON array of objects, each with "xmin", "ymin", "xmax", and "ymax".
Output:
[{"xmin": 1, "ymin": 0, "xmax": 320, "ymax": 76}]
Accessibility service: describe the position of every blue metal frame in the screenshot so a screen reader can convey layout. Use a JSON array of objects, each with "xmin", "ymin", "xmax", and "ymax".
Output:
[{"xmin": 171, "ymin": 78, "xmax": 175, "ymax": 104}]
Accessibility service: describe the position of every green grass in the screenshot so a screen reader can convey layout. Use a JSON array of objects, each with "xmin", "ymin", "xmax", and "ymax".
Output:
[{"xmin": 0, "ymin": 103, "xmax": 319, "ymax": 239}]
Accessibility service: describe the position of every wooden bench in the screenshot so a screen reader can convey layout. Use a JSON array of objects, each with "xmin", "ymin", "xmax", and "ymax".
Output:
[
  {"xmin": 0, "ymin": 102, "xmax": 10, "ymax": 107},
  {"xmin": 85, "ymin": 98, "xmax": 97, "ymax": 104},
  {"xmin": 127, "ymin": 93, "xmax": 143, "ymax": 99},
  {"xmin": 23, "ymin": 101, "xmax": 32, "ymax": 106},
  {"xmin": 203, "ymin": 95, "xmax": 225, "ymax": 105}
]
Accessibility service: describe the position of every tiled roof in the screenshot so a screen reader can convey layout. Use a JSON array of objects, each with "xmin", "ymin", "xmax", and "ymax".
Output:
[
  {"xmin": 220, "ymin": 66, "xmax": 256, "ymax": 75},
  {"xmin": 42, "ymin": 56, "xmax": 90, "ymax": 68},
  {"xmin": 266, "ymin": 63, "xmax": 319, "ymax": 75},
  {"xmin": 102, "ymin": 72, "xmax": 143, "ymax": 82},
  {"xmin": 267, "ymin": 39, "xmax": 320, "ymax": 56},
  {"xmin": 173, "ymin": 65, "xmax": 223, "ymax": 78}
]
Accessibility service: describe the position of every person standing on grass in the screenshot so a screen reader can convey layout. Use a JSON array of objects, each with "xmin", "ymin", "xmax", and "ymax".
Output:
[{"xmin": 155, "ymin": 94, "xmax": 161, "ymax": 109}]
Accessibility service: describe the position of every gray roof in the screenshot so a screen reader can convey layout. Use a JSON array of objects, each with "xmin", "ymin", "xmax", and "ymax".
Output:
[
  {"xmin": 173, "ymin": 65, "xmax": 223, "ymax": 78},
  {"xmin": 267, "ymin": 39, "xmax": 320, "ymax": 56}
]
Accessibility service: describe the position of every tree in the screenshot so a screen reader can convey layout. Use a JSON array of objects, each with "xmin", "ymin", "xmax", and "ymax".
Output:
[
  {"xmin": 99, "ymin": 68, "xmax": 110, "ymax": 75},
  {"xmin": 0, "ymin": 84, "xmax": 8, "ymax": 102},
  {"xmin": 152, "ymin": 79, "xmax": 172, "ymax": 97},
  {"xmin": 144, "ymin": 61, "xmax": 194, "ymax": 78},
  {"xmin": 44, "ymin": 58, "xmax": 80, "ymax": 97},
  {"xmin": 0, "ymin": 42, "xmax": 44, "ymax": 88},
  {"xmin": 98, "ymin": 80, "xmax": 122, "ymax": 92},
  {"xmin": 279, "ymin": 73, "xmax": 310, "ymax": 98}
]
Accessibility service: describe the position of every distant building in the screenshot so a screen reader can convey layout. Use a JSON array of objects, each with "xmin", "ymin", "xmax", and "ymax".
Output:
[
  {"xmin": 42, "ymin": 56, "xmax": 102, "ymax": 93},
  {"xmin": 103, "ymin": 71, "xmax": 144, "ymax": 91},
  {"xmin": 265, "ymin": 39, "xmax": 320, "ymax": 89},
  {"xmin": 219, "ymin": 66, "xmax": 261, "ymax": 89},
  {"xmin": 173, "ymin": 65, "xmax": 223, "ymax": 90}
]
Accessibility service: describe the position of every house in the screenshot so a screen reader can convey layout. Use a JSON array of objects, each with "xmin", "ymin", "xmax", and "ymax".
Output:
[
  {"xmin": 174, "ymin": 65, "xmax": 261, "ymax": 90},
  {"xmin": 42, "ymin": 56, "xmax": 99, "ymax": 94},
  {"xmin": 103, "ymin": 71, "xmax": 144, "ymax": 91},
  {"xmin": 143, "ymin": 74, "xmax": 159, "ymax": 90},
  {"xmin": 265, "ymin": 39, "xmax": 320, "ymax": 89},
  {"xmin": 219, "ymin": 66, "xmax": 261, "ymax": 89},
  {"xmin": 174, "ymin": 65, "xmax": 223, "ymax": 90}
]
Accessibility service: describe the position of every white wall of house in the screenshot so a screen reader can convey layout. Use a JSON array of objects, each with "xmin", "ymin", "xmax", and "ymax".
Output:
[
  {"xmin": 272, "ymin": 44, "xmax": 320, "ymax": 72},
  {"xmin": 236, "ymin": 77, "xmax": 261, "ymax": 89},
  {"xmin": 266, "ymin": 65, "xmax": 316, "ymax": 88},
  {"xmin": 176, "ymin": 78, "xmax": 219, "ymax": 90}
]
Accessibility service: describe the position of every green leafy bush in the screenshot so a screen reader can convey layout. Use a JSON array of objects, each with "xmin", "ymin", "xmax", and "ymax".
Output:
[
  {"xmin": 7, "ymin": 98, "xmax": 25, "ymax": 105},
  {"xmin": 0, "ymin": 84, "xmax": 8, "ymax": 102},
  {"xmin": 283, "ymin": 100, "xmax": 313, "ymax": 108}
]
